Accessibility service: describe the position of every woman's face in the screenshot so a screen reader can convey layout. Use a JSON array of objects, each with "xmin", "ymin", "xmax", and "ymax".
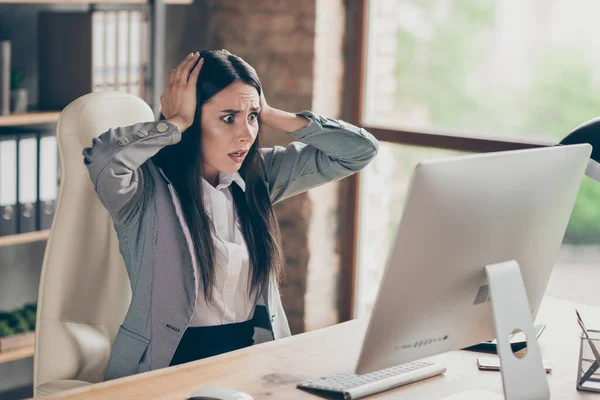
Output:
[{"xmin": 200, "ymin": 80, "xmax": 260, "ymax": 184}]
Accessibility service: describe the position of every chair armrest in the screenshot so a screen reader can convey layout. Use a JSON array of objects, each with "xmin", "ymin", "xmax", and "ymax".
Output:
[{"xmin": 36, "ymin": 380, "xmax": 92, "ymax": 396}]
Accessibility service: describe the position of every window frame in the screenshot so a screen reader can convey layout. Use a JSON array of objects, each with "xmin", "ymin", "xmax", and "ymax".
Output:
[{"xmin": 340, "ymin": 0, "xmax": 553, "ymax": 320}]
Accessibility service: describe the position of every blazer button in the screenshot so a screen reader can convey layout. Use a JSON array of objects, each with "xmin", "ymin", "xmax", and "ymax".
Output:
[
  {"xmin": 136, "ymin": 129, "xmax": 149, "ymax": 138},
  {"xmin": 117, "ymin": 136, "xmax": 130, "ymax": 146},
  {"xmin": 156, "ymin": 122, "xmax": 169, "ymax": 132}
]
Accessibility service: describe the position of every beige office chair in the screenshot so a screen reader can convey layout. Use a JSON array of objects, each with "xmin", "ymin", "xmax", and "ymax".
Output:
[{"xmin": 33, "ymin": 92, "xmax": 155, "ymax": 396}]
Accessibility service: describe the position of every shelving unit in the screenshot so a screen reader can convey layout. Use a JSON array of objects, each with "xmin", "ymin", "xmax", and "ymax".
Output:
[
  {"xmin": 0, "ymin": 111, "xmax": 61, "ymax": 127},
  {"xmin": 0, "ymin": 2, "xmax": 187, "ymax": 390},
  {"xmin": 0, "ymin": 0, "xmax": 178, "ymax": 248},
  {"xmin": 0, "ymin": 345, "xmax": 34, "ymax": 364}
]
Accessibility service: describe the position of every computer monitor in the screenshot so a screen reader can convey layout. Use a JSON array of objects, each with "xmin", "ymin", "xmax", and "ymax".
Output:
[{"xmin": 356, "ymin": 143, "xmax": 591, "ymax": 377}]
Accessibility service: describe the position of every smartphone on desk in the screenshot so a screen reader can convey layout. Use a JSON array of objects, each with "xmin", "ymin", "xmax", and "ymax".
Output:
[
  {"xmin": 464, "ymin": 324, "xmax": 546, "ymax": 353},
  {"xmin": 477, "ymin": 356, "xmax": 552, "ymax": 373}
]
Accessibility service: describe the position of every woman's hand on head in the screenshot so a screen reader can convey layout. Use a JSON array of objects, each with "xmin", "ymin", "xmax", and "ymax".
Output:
[
  {"xmin": 257, "ymin": 85, "xmax": 310, "ymax": 132},
  {"xmin": 259, "ymin": 86, "xmax": 273, "ymax": 124},
  {"xmin": 160, "ymin": 52, "xmax": 203, "ymax": 133}
]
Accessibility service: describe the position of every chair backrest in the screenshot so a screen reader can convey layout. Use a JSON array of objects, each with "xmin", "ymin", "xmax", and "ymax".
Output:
[{"xmin": 34, "ymin": 92, "xmax": 155, "ymax": 390}]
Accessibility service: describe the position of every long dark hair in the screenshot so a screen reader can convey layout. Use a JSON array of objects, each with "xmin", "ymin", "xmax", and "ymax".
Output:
[{"xmin": 152, "ymin": 49, "xmax": 284, "ymax": 303}]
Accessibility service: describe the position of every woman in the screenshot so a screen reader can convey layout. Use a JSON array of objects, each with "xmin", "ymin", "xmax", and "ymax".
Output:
[{"xmin": 83, "ymin": 49, "xmax": 379, "ymax": 381}]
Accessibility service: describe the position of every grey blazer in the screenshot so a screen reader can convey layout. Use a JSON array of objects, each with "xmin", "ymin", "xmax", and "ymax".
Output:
[{"xmin": 82, "ymin": 110, "xmax": 379, "ymax": 381}]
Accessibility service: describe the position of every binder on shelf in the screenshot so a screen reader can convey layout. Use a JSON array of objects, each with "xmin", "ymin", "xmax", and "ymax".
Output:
[
  {"xmin": 128, "ymin": 10, "xmax": 143, "ymax": 98},
  {"xmin": 0, "ymin": 40, "xmax": 10, "ymax": 116},
  {"xmin": 17, "ymin": 132, "xmax": 38, "ymax": 234},
  {"xmin": 105, "ymin": 11, "xmax": 118, "ymax": 92},
  {"xmin": 92, "ymin": 11, "xmax": 106, "ymax": 93},
  {"xmin": 38, "ymin": 130, "xmax": 58, "ymax": 230},
  {"xmin": 141, "ymin": 10, "xmax": 152, "ymax": 104},
  {"xmin": 0, "ymin": 133, "xmax": 17, "ymax": 236},
  {"xmin": 116, "ymin": 10, "xmax": 129, "ymax": 93}
]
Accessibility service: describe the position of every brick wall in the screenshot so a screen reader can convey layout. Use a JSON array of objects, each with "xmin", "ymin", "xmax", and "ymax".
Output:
[{"xmin": 167, "ymin": 0, "xmax": 347, "ymax": 333}]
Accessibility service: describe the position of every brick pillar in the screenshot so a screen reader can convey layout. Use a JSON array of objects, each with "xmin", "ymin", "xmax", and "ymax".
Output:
[
  {"xmin": 363, "ymin": 0, "xmax": 398, "ymax": 123},
  {"xmin": 353, "ymin": 0, "xmax": 400, "ymax": 317},
  {"xmin": 205, "ymin": 0, "xmax": 317, "ymax": 334},
  {"xmin": 304, "ymin": 0, "xmax": 346, "ymax": 332},
  {"xmin": 167, "ymin": 0, "xmax": 346, "ymax": 333}
]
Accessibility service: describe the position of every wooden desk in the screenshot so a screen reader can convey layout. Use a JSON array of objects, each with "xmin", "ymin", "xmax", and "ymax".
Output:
[{"xmin": 45, "ymin": 296, "xmax": 600, "ymax": 399}]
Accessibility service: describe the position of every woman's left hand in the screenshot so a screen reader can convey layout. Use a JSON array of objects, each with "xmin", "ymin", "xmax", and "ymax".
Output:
[
  {"xmin": 259, "ymin": 87, "xmax": 273, "ymax": 123},
  {"xmin": 234, "ymin": 53, "xmax": 305, "ymax": 132},
  {"xmin": 257, "ymin": 86, "xmax": 309, "ymax": 132}
]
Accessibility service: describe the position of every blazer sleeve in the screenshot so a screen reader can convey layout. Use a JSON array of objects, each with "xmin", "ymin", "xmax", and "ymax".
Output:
[
  {"xmin": 260, "ymin": 111, "xmax": 379, "ymax": 204},
  {"xmin": 82, "ymin": 120, "xmax": 182, "ymax": 225}
]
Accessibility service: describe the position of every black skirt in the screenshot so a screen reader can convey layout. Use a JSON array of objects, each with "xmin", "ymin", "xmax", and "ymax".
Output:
[{"xmin": 169, "ymin": 319, "xmax": 255, "ymax": 366}]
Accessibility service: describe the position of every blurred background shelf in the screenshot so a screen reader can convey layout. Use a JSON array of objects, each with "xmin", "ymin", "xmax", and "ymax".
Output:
[
  {"xmin": 0, "ymin": 231, "xmax": 50, "ymax": 248},
  {"xmin": 0, "ymin": 345, "xmax": 34, "ymax": 364},
  {"xmin": 0, "ymin": 112, "xmax": 61, "ymax": 127}
]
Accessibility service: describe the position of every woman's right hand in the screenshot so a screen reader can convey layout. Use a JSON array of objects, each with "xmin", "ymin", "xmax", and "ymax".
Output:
[{"xmin": 160, "ymin": 52, "xmax": 204, "ymax": 133}]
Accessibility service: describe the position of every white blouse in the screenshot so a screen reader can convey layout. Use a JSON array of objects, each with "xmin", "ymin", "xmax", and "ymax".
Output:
[{"xmin": 188, "ymin": 171, "xmax": 254, "ymax": 327}]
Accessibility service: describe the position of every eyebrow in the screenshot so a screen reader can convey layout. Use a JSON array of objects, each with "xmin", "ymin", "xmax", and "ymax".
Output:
[{"xmin": 220, "ymin": 106, "xmax": 261, "ymax": 114}]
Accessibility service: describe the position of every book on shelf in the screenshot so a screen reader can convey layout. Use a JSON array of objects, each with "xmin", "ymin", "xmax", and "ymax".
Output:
[{"xmin": 0, "ymin": 40, "xmax": 10, "ymax": 116}]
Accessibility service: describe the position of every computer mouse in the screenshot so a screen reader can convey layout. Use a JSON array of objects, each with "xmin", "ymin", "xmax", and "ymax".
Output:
[{"xmin": 187, "ymin": 387, "xmax": 254, "ymax": 400}]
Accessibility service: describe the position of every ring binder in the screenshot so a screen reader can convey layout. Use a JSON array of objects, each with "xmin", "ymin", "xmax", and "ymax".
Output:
[
  {"xmin": 0, "ymin": 133, "xmax": 18, "ymax": 236},
  {"xmin": 38, "ymin": 130, "xmax": 58, "ymax": 230},
  {"xmin": 17, "ymin": 132, "xmax": 38, "ymax": 233}
]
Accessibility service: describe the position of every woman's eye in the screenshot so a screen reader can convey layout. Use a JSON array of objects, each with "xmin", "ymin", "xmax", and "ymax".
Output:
[
  {"xmin": 248, "ymin": 113, "xmax": 258, "ymax": 122},
  {"xmin": 222, "ymin": 115, "xmax": 234, "ymax": 124}
]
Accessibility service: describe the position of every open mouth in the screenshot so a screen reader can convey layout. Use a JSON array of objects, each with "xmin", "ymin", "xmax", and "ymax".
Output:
[{"xmin": 228, "ymin": 150, "xmax": 248, "ymax": 163}]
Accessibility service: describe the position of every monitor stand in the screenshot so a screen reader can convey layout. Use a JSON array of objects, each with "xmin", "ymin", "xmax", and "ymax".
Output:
[
  {"xmin": 484, "ymin": 260, "xmax": 550, "ymax": 399},
  {"xmin": 445, "ymin": 260, "xmax": 550, "ymax": 400},
  {"xmin": 486, "ymin": 260, "xmax": 550, "ymax": 400}
]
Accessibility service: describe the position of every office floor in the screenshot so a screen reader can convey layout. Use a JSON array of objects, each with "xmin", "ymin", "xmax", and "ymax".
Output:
[{"xmin": 546, "ymin": 246, "xmax": 600, "ymax": 308}]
